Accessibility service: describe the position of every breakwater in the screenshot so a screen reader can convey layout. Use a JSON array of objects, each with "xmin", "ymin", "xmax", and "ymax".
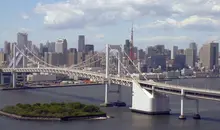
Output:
[{"xmin": 0, "ymin": 111, "xmax": 108, "ymax": 121}]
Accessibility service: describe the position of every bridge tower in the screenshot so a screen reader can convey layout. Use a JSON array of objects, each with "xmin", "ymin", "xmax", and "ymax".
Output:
[{"xmin": 100, "ymin": 44, "xmax": 126, "ymax": 107}]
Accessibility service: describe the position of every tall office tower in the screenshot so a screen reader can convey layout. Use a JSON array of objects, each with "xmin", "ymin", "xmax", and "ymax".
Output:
[
  {"xmin": 173, "ymin": 54, "xmax": 186, "ymax": 70},
  {"xmin": 77, "ymin": 52, "xmax": 85, "ymax": 65},
  {"xmin": 155, "ymin": 45, "xmax": 165, "ymax": 54},
  {"xmin": 164, "ymin": 49, "xmax": 171, "ymax": 60},
  {"xmin": 138, "ymin": 49, "xmax": 145, "ymax": 60},
  {"xmin": 177, "ymin": 49, "xmax": 184, "ymax": 55},
  {"xmin": 85, "ymin": 44, "xmax": 94, "ymax": 54},
  {"xmin": 78, "ymin": 35, "xmax": 85, "ymax": 52},
  {"xmin": 171, "ymin": 46, "xmax": 178, "ymax": 59},
  {"xmin": 42, "ymin": 46, "xmax": 48, "ymax": 56},
  {"xmin": 185, "ymin": 48, "xmax": 194, "ymax": 67},
  {"xmin": 10, "ymin": 42, "xmax": 16, "ymax": 58},
  {"xmin": 55, "ymin": 39, "xmax": 67, "ymax": 53},
  {"xmin": 27, "ymin": 41, "xmax": 32, "ymax": 50},
  {"xmin": 4, "ymin": 41, "xmax": 10, "ymax": 55},
  {"xmin": 44, "ymin": 52, "xmax": 49, "ymax": 65},
  {"xmin": 147, "ymin": 46, "xmax": 157, "ymax": 57},
  {"xmin": 69, "ymin": 48, "xmax": 77, "ymax": 53},
  {"xmin": 17, "ymin": 32, "xmax": 28, "ymax": 49},
  {"xmin": 39, "ymin": 43, "xmax": 44, "ymax": 55},
  {"xmin": 55, "ymin": 39, "xmax": 68, "ymax": 65},
  {"xmin": 189, "ymin": 42, "xmax": 197, "ymax": 66},
  {"xmin": 67, "ymin": 48, "xmax": 77, "ymax": 67},
  {"xmin": 46, "ymin": 41, "xmax": 55, "ymax": 52},
  {"xmin": 124, "ymin": 39, "xmax": 130, "ymax": 55},
  {"xmin": 50, "ymin": 42, "xmax": 55, "ymax": 52},
  {"xmin": 199, "ymin": 42, "xmax": 219, "ymax": 69},
  {"xmin": 17, "ymin": 32, "xmax": 28, "ymax": 67}
]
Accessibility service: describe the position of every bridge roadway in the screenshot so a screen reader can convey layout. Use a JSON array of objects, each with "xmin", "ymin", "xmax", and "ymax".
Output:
[{"xmin": 2, "ymin": 67, "xmax": 220, "ymax": 101}]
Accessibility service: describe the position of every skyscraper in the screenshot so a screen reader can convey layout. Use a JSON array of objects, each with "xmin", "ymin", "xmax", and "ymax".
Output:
[
  {"xmin": 189, "ymin": 42, "xmax": 197, "ymax": 66},
  {"xmin": 124, "ymin": 39, "xmax": 130, "ymax": 56},
  {"xmin": 17, "ymin": 32, "xmax": 28, "ymax": 49},
  {"xmin": 171, "ymin": 46, "xmax": 178, "ymax": 59},
  {"xmin": 85, "ymin": 44, "xmax": 94, "ymax": 54},
  {"xmin": 55, "ymin": 39, "xmax": 67, "ymax": 53},
  {"xmin": 17, "ymin": 32, "xmax": 28, "ymax": 67},
  {"xmin": 185, "ymin": 48, "xmax": 194, "ymax": 67},
  {"xmin": 46, "ymin": 41, "xmax": 55, "ymax": 52},
  {"xmin": 55, "ymin": 39, "xmax": 68, "ymax": 65},
  {"xmin": 4, "ymin": 41, "xmax": 10, "ymax": 55},
  {"xmin": 199, "ymin": 42, "xmax": 219, "ymax": 69},
  {"xmin": 78, "ymin": 35, "xmax": 85, "ymax": 52}
]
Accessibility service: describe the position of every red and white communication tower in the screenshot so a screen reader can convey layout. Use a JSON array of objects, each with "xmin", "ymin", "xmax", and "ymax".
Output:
[{"xmin": 130, "ymin": 22, "xmax": 134, "ymax": 61}]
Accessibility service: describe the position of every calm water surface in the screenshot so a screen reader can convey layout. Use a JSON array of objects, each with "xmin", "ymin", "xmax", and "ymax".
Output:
[{"xmin": 1, "ymin": 78, "xmax": 220, "ymax": 130}]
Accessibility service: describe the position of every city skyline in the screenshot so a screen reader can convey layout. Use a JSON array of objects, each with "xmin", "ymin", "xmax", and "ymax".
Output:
[{"xmin": 1, "ymin": 0, "xmax": 220, "ymax": 50}]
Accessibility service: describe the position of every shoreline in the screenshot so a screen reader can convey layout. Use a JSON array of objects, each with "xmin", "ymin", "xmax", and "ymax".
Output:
[
  {"xmin": 0, "ymin": 110, "xmax": 109, "ymax": 121},
  {"xmin": 0, "ymin": 83, "xmax": 102, "ymax": 91}
]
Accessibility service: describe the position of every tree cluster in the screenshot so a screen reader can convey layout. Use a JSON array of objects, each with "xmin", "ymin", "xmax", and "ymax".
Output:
[{"xmin": 2, "ymin": 102, "xmax": 105, "ymax": 118}]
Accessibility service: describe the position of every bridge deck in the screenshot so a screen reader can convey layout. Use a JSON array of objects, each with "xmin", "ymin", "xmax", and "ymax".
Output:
[{"xmin": 2, "ymin": 67, "xmax": 220, "ymax": 101}]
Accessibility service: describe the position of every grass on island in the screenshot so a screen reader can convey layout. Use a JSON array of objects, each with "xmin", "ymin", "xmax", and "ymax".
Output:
[{"xmin": 1, "ymin": 102, "xmax": 106, "ymax": 118}]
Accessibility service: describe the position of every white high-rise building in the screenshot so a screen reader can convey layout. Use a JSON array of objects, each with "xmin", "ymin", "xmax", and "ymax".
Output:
[
  {"xmin": 78, "ymin": 35, "xmax": 85, "ymax": 52},
  {"xmin": 171, "ymin": 46, "xmax": 178, "ymax": 59},
  {"xmin": 55, "ymin": 39, "xmax": 68, "ymax": 65},
  {"xmin": 55, "ymin": 39, "xmax": 67, "ymax": 53}
]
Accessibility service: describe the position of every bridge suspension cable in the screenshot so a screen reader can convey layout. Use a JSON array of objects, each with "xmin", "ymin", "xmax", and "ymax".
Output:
[
  {"xmin": 119, "ymin": 46, "xmax": 148, "ymax": 80},
  {"xmin": 15, "ymin": 45, "xmax": 47, "ymax": 68},
  {"xmin": 24, "ymin": 44, "xmax": 106, "ymax": 69},
  {"xmin": 68, "ymin": 48, "xmax": 106, "ymax": 69},
  {"xmin": 24, "ymin": 45, "xmax": 58, "ymax": 68},
  {"xmin": 109, "ymin": 49, "xmax": 137, "ymax": 81},
  {"xmin": 107, "ymin": 45, "xmax": 147, "ymax": 80},
  {"xmin": 74, "ymin": 56, "xmax": 106, "ymax": 70}
]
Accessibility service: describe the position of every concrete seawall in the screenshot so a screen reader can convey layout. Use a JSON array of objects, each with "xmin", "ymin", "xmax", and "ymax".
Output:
[
  {"xmin": 0, "ymin": 111, "xmax": 60, "ymax": 121},
  {"xmin": 0, "ymin": 111, "xmax": 108, "ymax": 121},
  {"xmin": 0, "ymin": 83, "xmax": 102, "ymax": 91}
]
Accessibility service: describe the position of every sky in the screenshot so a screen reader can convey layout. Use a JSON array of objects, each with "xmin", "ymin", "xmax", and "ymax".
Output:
[{"xmin": 1, "ymin": 0, "xmax": 220, "ymax": 51}]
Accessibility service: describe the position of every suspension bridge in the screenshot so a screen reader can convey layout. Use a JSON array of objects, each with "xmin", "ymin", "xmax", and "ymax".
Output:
[{"xmin": 1, "ymin": 43, "xmax": 220, "ymax": 120}]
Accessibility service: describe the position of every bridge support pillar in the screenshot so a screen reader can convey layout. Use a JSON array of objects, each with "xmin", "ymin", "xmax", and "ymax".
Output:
[
  {"xmin": 179, "ymin": 89, "xmax": 186, "ymax": 120},
  {"xmin": 100, "ymin": 44, "xmax": 113, "ymax": 107},
  {"xmin": 130, "ymin": 81, "xmax": 170, "ymax": 114},
  {"xmin": 117, "ymin": 85, "xmax": 122, "ymax": 102},
  {"xmin": 104, "ymin": 81, "xmax": 109, "ymax": 104},
  {"xmin": 1, "ymin": 73, "xmax": 4, "ymax": 84},
  {"xmin": 100, "ymin": 79, "xmax": 113, "ymax": 107},
  {"xmin": 12, "ymin": 72, "xmax": 16, "ymax": 88},
  {"xmin": 193, "ymin": 100, "xmax": 201, "ymax": 119}
]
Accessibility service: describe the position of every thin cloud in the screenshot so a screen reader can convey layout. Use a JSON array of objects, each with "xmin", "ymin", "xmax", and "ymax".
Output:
[{"xmin": 21, "ymin": 13, "xmax": 30, "ymax": 20}]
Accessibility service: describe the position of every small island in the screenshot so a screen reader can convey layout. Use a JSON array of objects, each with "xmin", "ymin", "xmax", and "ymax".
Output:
[{"xmin": 0, "ymin": 102, "xmax": 107, "ymax": 121}]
